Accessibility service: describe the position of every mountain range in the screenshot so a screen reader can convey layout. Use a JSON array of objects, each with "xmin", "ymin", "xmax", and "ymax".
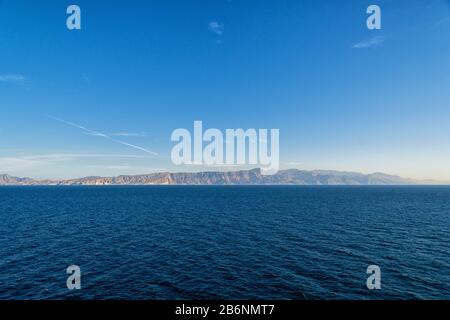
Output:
[{"xmin": 0, "ymin": 169, "xmax": 440, "ymax": 186}]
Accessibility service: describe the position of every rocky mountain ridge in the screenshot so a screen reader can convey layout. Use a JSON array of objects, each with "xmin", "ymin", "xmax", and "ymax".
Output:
[{"xmin": 0, "ymin": 169, "xmax": 432, "ymax": 186}]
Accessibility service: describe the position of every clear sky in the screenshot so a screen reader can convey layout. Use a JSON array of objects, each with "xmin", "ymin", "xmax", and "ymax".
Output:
[{"xmin": 1, "ymin": 0, "xmax": 450, "ymax": 180}]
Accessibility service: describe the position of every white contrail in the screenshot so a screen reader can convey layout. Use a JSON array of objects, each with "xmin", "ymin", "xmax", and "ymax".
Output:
[{"xmin": 48, "ymin": 116, "xmax": 159, "ymax": 156}]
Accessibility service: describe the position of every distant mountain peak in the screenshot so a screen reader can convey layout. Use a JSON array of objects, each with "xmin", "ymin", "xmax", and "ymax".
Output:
[{"xmin": 0, "ymin": 174, "xmax": 34, "ymax": 184}]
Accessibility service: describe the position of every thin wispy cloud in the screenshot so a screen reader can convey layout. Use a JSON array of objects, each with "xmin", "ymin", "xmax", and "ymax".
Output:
[
  {"xmin": 24, "ymin": 153, "xmax": 161, "ymax": 160},
  {"xmin": 83, "ymin": 132, "xmax": 146, "ymax": 138},
  {"xmin": 434, "ymin": 15, "xmax": 450, "ymax": 28},
  {"xmin": 285, "ymin": 161, "xmax": 303, "ymax": 166},
  {"xmin": 49, "ymin": 116, "xmax": 158, "ymax": 155},
  {"xmin": 352, "ymin": 36, "xmax": 385, "ymax": 49},
  {"xmin": 186, "ymin": 162, "xmax": 241, "ymax": 168},
  {"xmin": 0, "ymin": 153, "xmax": 163, "ymax": 172},
  {"xmin": 0, "ymin": 153, "xmax": 170, "ymax": 178},
  {"xmin": 88, "ymin": 165, "xmax": 167, "ymax": 172},
  {"xmin": 110, "ymin": 132, "xmax": 146, "ymax": 137},
  {"xmin": 0, "ymin": 157, "xmax": 36, "ymax": 172},
  {"xmin": 0, "ymin": 154, "xmax": 78, "ymax": 172},
  {"xmin": 0, "ymin": 74, "xmax": 25, "ymax": 84},
  {"xmin": 82, "ymin": 74, "xmax": 91, "ymax": 84},
  {"xmin": 208, "ymin": 21, "xmax": 224, "ymax": 36}
]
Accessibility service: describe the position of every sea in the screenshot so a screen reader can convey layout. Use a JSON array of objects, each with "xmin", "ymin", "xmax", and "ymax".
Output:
[{"xmin": 0, "ymin": 186, "xmax": 449, "ymax": 300}]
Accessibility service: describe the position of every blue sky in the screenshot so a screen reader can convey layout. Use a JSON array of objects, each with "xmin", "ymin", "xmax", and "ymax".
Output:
[{"xmin": 1, "ymin": 0, "xmax": 450, "ymax": 180}]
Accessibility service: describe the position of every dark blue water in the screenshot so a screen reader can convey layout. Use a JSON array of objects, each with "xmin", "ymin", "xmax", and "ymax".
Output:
[{"xmin": 0, "ymin": 186, "xmax": 449, "ymax": 300}]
